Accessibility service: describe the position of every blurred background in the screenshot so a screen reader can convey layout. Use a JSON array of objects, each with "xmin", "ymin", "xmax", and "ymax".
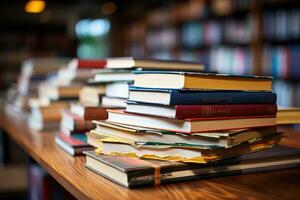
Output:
[
  {"xmin": 0, "ymin": 0, "xmax": 300, "ymax": 199},
  {"xmin": 0, "ymin": 0, "xmax": 299, "ymax": 107}
]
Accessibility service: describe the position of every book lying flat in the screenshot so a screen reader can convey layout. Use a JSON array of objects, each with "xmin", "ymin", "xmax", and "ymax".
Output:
[
  {"xmin": 90, "ymin": 121, "xmax": 277, "ymax": 148},
  {"xmin": 70, "ymin": 103, "xmax": 108, "ymax": 120},
  {"xmin": 133, "ymin": 71, "xmax": 272, "ymax": 91},
  {"xmin": 128, "ymin": 87, "xmax": 277, "ymax": 105},
  {"xmin": 55, "ymin": 133, "xmax": 94, "ymax": 156},
  {"xmin": 68, "ymin": 58, "xmax": 107, "ymax": 70},
  {"xmin": 276, "ymin": 107, "xmax": 300, "ymax": 125},
  {"xmin": 126, "ymin": 102, "xmax": 277, "ymax": 119},
  {"xmin": 105, "ymin": 82, "xmax": 130, "ymax": 98},
  {"xmin": 84, "ymin": 144, "xmax": 300, "ymax": 188},
  {"xmin": 79, "ymin": 86, "xmax": 106, "ymax": 106},
  {"xmin": 96, "ymin": 133, "xmax": 281, "ymax": 163},
  {"xmin": 105, "ymin": 57, "xmax": 204, "ymax": 71},
  {"xmin": 60, "ymin": 110, "xmax": 96, "ymax": 132},
  {"xmin": 101, "ymin": 97, "xmax": 127, "ymax": 108},
  {"xmin": 107, "ymin": 110, "xmax": 276, "ymax": 133}
]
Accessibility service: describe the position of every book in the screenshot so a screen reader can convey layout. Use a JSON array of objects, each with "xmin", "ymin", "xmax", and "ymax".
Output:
[
  {"xmin": 61, "ymin": 110, "xmax": 96, "ymax": 132},
  {"xmin": 91, "ymin": 70, "xmax": 134, "ymax": 83},
  {"xmin": 28, "ymin": 105, "xmax": 67, "ymax": 131},
  {"xmin": 105, "ymin": 57, "xmax": 205, "ymax": 71},
  {"xmin": 85, "ymin": 144, "xmax": 300, "ymax": 188},
  {"xmin": 126, "ymin": 102, "xmax": 277, "ymax": 119},
  {"xmin": 277, "ymin": 107, "xmax": 300, "ymax": 125},
  {"xmin": 68, "ymin": 58, "xmax": 107, "ymax": 70},
  {"xmin": 70, "ymin": 103, "xmax": 108, "ymax": 120},
  {"xmin": 95, "ymin": 133, "xmax": 281, "ymax": 163},
  {"xmin": 79, "ymin": 86, "xmax": 106, "ymax": 106},
  {"xmin": 41, "ymin": 85, "xmax": 82, "ymax": 101},
  {"xmin": 133, "ymin": 71, "xmax": 272, "ymax": 91},
  {"xmin": 55, "ymin": 133, "xmax": 94, "ymax": 156},
  {"xmin": 107, "ymin": 109, "xmax": 276, "ymax": 133},
  {"xmin": 128, "ymin": 87, "xmax": 277, "ymax": 105},
  {"xmin": 101, "ymin": 97, "xmax": 127, "ymax": 108},
  {"xmin": 88, "ymin": 123, "xmax": 277, "ymax": 148},
  {"xmin": 105, "ymin": 82, "xmax": 130, "ymax": 98}
]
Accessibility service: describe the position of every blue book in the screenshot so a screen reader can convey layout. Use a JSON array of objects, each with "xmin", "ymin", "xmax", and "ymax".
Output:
[{"xmin": 128, "ymin": 86, "xmax": 277, "ymax": 105}]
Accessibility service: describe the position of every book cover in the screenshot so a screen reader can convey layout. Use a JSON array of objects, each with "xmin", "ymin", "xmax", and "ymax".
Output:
[
  {"xmin": 132, "ymin": 71, "xmax": 272, "ymax": 91},
  {"xmin": 85, "ymin": 145, "xmax": 300, "ymax": 188},
  {"xmin": 77, "ymin": 59, "xmax": 107, "ymax": 69},
  {"xmin": 126, "ymin": 102, "xmax": 277, "ymax": 119},
  {"xmin": 132, "ymin": 70, "xmax": 272, "ymax": 79},
  {"xmin": 129, "ymin": 86, "xmax": 277, "ymax": 105},
  {"xmin": 83, "ymin": 107, "xmax": 108, "ymax": 120},
  {"xmin": 108, "ymin": 109, "xmax": 276, "ymax": 133}
]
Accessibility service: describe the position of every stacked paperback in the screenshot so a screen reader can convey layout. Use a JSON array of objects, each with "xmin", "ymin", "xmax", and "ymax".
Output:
[{"xmin": 83, "ymin": 68, "xmax": 300, "ymax": 187}]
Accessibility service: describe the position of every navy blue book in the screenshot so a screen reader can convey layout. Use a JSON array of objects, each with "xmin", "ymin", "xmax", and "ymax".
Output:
[{"xmin": 128, "ymin": 86, "xmax": 277, "ymax": 105}]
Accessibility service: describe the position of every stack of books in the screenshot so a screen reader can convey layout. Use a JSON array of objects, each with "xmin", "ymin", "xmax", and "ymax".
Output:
[
  {"xmin": 84, "ymin": 70, "xmax": 294, "ymax": 187},
  {"xmin": 55, "ymin": 59, "xmax": 110, "ymax": 155},
  {"xmin": 5, "ymin": 58, "xmax": 69, "ymax": 114},
  {"xmin": 56, "ymin": 58, "xmax": 204, "ymax": 155}
]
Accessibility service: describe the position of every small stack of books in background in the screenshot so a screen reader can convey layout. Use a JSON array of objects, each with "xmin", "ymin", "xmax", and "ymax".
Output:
[
  {"xmin": 5, "ymin": 58, "xmax": 70, "ymax": 114},
  {"xmin": 84, "ymin": 68, "xmax": 286, "ymax": 187}
]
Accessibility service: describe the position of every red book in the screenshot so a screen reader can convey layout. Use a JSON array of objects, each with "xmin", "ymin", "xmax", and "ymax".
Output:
[
  {"xmin": 77, "ymin": 59, "xmax": 107, "ymax": 69},
  {"xmin": 126, "ymin": 103, "xmax": 277, "ymax": 119},
  {"xmin": 55, "ymin": 133, "xmax": 94, "ymax": 156}
]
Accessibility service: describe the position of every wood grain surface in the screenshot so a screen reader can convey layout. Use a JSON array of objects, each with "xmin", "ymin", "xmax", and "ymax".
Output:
[{"xmin": 1, "ymin": 109, "xmax": 300, "ymax": 200}]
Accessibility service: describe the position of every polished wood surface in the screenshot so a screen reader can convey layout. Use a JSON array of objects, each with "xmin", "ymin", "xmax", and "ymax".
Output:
[{"xmin": 1, "ymin": 110, "xmax": 300, "ymax": 200}]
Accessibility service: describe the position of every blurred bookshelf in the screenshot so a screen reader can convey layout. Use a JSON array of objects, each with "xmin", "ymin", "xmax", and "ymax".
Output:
[
  {"xmin": 123, "ymin": 0, "xmax": 300, "ymax": 107},
  {"xmin": 0, "ymin": 24, "xmax": 75, "ymax": 91}
]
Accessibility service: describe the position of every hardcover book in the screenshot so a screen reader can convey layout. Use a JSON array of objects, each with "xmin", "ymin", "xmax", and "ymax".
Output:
[
  {"xmin": 105, "ymin": 57, "xmax": 205, "ymax": 71},
  {"xmin": 128, "ymin": 87, "xmax": 277, "ymax": 105},
  {"xmin": 84, "ymin": 144, "xmax": 300, "ymax": 188},
  {"xmin": 107, "ymin": 109, "xmax": 276, "ymax": 133},
  {"xmin": 133, "ymin": 71, "xmax": 272, "ymax": 91},
  {"xmin": 126, "ymin": 102, "xmax": 277, "ymax": 119},
  {"xmin": 55, "ymin": 133, "xmax": 94, "ymax": 156},
  {"xmin": 60, "ymin": 110, "xmax": 96, "ymax": 132},
  {"xmin": 70, "ymin": 103, "xmax": 109, "ymax": 120},
  {"xmin": 88, "ymin": 123, "xmax": 277, "ymax": 149}
]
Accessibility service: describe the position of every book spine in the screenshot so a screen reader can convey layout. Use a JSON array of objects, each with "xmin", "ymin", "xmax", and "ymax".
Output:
[
  {"xmin": 74, "ymin": 120, "xmax": 96, "ymax": 132},
  {"xmin": 170, "ymin": 91, "xmax": 276, "ymax": 105},
  {"xmin": 83, "ymin": 107, "xmax": 108, "ymax": 120},
  {"xmin": 175, "ymin": 104, "xmax": 277, "ymax": 119}
]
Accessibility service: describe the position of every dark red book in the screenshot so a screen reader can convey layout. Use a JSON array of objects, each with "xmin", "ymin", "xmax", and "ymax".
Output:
[
  {"xmin": 126, "ymin": 103, "xmax": 277, "ymax": 119},
  {"xmin": 77, "ymin": 59, "xmax": 107, "ymax": 69}
]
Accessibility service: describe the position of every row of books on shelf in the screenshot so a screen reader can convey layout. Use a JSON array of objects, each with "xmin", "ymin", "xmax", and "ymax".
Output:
[
  {"xmin": 262, "ymin": 45, "xmax": 300, "ymax": 80},
  {"xmin": 146, "ymin": 17, "xmax": 252, "ymax": 50},
  {"xmin": 182, "ymin": 17, "xmax": 252, "ymax": 47},
  {"xmin": 263, "ymin": 8, "xmax": 300, "ymax": 41},
  {"xmin": 273, "ymin": 80, "xmax": 300, "ymax": 107},
  {"xmin": 6, "ymin": 56, "xmax": 300, "ymax": 188}
]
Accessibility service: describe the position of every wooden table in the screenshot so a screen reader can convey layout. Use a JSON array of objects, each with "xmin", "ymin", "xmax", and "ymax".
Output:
[{"xmin": 1, "ymin": 110, "xmax": 300, "ymax": 200}]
